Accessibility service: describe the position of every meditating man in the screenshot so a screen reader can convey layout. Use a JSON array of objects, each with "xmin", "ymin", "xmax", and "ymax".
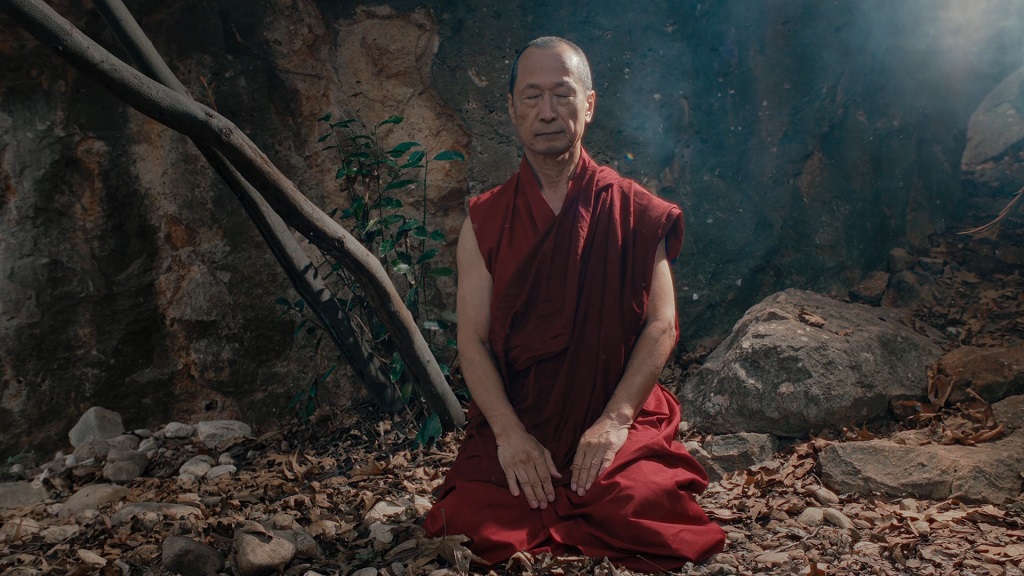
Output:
[{"xmin": 423, "ymin": 36, "xmax": 725, "ymax": 571}]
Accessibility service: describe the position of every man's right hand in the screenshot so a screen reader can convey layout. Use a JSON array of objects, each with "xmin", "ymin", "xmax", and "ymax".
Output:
[{"xmin": 495, "ymin": 430, "xmax": 562, "ymax": 509}]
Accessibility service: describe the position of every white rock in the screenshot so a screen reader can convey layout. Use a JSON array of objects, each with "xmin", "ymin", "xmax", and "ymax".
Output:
[
  {"xmin": 196, "ymin": 420, "xmax": 252, "ymax": 449},
  {"xmin": 797, "ymin": 507, "xmax": 823, "ymax": 527},
  {"xmin": 59, "ymin": 484, "xmax": 129, "ymax": 518},
  {"xmin": 823, "ymin": 508, "xmax": 855, "ymax": 529},
  {"xmin": 206, "ymin": 464, "xmax": 236, "ymax": 479},
  {"xmin": 234, "ymin": 531, "xmax": 297, "ymax": 576},
  {"xmin": 163, "ymin": 422, "xmax": 195, "ymax": 439},
  {"xmin": 811, "ymin": 486, "xmax": 840, "ymax": 505},
  {"xmin": 134, "ymin": 428, "xmax": 152, "ymax": 438},
  {"xmin": 218, "ymin": 452, "xmax": 235, "ymax": 466},
  {"xmin": 138, "ymin": 438, "xmax": 159, "ymax": 453},
  {"xmin": 68, "ymin": 407, "xmax": 124, "ymax": 448},
  {"xmin": 0, "ymin": 481, "xmax": 49, "ymax": 510},
  {"xmin": 179, "ymin": 457, "xmax": 212, "ymax": 478}
]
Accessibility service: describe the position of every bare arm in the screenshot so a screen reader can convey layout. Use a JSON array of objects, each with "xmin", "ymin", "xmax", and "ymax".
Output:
[
  {"xmin": 456, "ymin": 216, "xmax": 561, "ymax": 509},
  {"xmin": 570, "ymin": 239, "xmax": 677, "ymax": 495}
]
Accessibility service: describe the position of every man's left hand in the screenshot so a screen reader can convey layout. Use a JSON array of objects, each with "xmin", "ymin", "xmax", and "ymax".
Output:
[{"xmin": 570, "ymin": 417, "xmax": 630, "ymax": 496}]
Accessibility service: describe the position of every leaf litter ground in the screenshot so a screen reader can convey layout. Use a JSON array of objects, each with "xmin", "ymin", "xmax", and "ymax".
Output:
[{"xmin": 2, "ymin": 228, "xmax": 1024, "ymax": 576}]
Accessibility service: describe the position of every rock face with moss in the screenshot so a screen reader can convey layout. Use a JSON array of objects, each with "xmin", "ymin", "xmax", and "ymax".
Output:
[{"xmin": 3, "ymin": 0, "xmax": 1024, "ymax": 456}]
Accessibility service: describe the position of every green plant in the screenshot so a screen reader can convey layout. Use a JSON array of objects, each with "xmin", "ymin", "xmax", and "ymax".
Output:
[{"xmin": 278, "ymin": 113, "xmax": 464, "ymax": 439}]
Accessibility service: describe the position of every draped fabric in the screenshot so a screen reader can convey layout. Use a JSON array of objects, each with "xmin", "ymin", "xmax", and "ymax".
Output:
[{"xmin": 423, "ymin": 150, "xmax": 725, "ymax": 571}]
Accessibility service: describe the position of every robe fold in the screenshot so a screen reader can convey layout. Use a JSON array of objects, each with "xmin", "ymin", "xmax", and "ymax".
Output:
[{"xmin": 423, "ymin": 150, "xmax": 725, "ymax": 571}]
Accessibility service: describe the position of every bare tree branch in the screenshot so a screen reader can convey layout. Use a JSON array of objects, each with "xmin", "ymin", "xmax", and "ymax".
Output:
[
  {"xmin": 1, "ymin": 0, "xmax": 465, "ymax": 429},
  {"xmin": 92, "ymin": 0, "xmax": 403, "ymax": 412}
]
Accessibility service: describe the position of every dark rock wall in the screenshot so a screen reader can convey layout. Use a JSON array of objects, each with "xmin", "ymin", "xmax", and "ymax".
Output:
[{"xmin": 2, "ymin": 0, "xmax": 1022, "ymax": 456}]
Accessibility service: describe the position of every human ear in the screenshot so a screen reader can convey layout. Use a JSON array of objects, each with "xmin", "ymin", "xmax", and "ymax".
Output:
[
  {"xmin": 585, "ymin": 90, "xmax": 596, "ymax": 123},
  {"xmin": 507, "ymin": 92, "xmax": 515, "ymax": 122}
]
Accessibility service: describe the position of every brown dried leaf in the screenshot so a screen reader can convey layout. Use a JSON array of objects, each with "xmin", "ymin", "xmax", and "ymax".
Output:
[{"xmin": 798, "ymin": 310, "xmax": 827, "ymax": 328}]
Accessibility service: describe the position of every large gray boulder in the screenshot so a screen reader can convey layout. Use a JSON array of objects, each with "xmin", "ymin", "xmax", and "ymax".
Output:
[
  {"xmin": 681, "ymin": 289, "xmax": 942, "ymax": 436},
  {"xmin": 819, "ymin": 395, "xmax": 1024, "ymax": 504},
  {"xmin": 68, "ymin": 407, "xmax": 124, "ymax": 448}
]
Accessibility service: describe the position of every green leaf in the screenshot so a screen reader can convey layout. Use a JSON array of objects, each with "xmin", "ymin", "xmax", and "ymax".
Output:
[
  {"xmin": 415, "ymin": 412, "xmax": 442, "ymax": 447},
  {"xmin": 401, "ymin": 150, "xmax": 426, "ymax": 169},
  {"xmin": 320, "ymin": 365, "xmax": 336, "ymax": 383},
  {"xmin": 405, "ymin": 285, "xmax": 418, "ymax": 311},
  {"xmin": 384, "ymin": 179, "xmax": 418, "ymax": 192},
  {"xmin": 401, "ymin": 380, "xmax": 414, "ymax": 404},
  {"xmin": 429, "ymin": 267, "xmax": 454, "ymax": 277},
  {"xmin": 379, "ymin": 197, "xmax": 403, "ymax": 210},
  {"xmin": 446, "ymin": 338, "xmax": 458, "ymax": 349},
  {"xmin": 294, "ymin": 299, "xmax": 305, "ymax": 312},
  {"xmin": 347, "ymin": 150, "xmax": 370, "ymax": 159},
  {"xmin": 380, "ymin": 238, "xmax": 395, "ymax": 254},
  {"xmin": 293, "ymin": 318, "xmax": 308, "ymax": 338},
  {"xmin": 383, "ymin": 214, "xmax": 405, "ymax": 228},
  {"xmin": 394, "ymin": 251, "xmax": 413, "ymax": 266},
  {"xmin": 317, "ymin": 133, "xmax": 331, "ymax": 143},
  {"xmin": 416, "ymin": 249, "xmax": 439, "ymax": 265},
  {"xmin": 392, "ymin": 262, "xmax": 413, "ymax": 275},
  {"xmin": 412, "ymin": 225, "xmax": 429, "ymax": 240},
  {"xmin": 377, "ymin": 115, "xmax": 404, "ymax": 128},
  {"xmin": 389, "ymin": 352, "xmax": 405, "ymax": 383},
  {"xmin": 389, "ymin": 141, "xmax": 421, "ymax": 156},
  {"xmin": 318, "ymin": 112, "xmax": 332, "ymax": 123},
  {"xmin": 429, "ymin": 229, "xmax": 446, "ymax": 243},
  {"xmin": 306, "ymin": 325, "xmax": 317, "ymax": 336},
  {"xmin": 439, "ymin": 363, "xmax": 451, "ymax": 376},
  {"xmin": 274, "ymin": 297, "xmax": 290, "ymax": 307},
  {"xmin": 432, "ymin": 150, "xmax": 465, "ymax": 162},
  {"xmin": 331, "ymin": 118, "xmax": 356, "ymax": 128},
  {"xmin": 398, "ymin": 218, "xmax": 422, "ymax": 232}
]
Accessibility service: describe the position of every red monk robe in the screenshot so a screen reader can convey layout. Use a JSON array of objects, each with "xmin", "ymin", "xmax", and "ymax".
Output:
[{"xmin": 424, "ymin": 150, "xmax": 725, "ymax": 571}]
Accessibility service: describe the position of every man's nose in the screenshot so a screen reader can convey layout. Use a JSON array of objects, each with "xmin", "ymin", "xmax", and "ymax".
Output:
[{"xmin": 538, "ymin": 94, "xmax": 557, "ymax": 121}]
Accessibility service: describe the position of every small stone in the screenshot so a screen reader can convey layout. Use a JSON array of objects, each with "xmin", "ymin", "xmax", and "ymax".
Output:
[
  {"xmin": 73, "ymin": 439, "xmax": 111, "ymax": 463},
  {"xmin": 278, "ymin": 529, "xmax": 320, "ymax": 559},
  {"xmin": 350, "ymin": 569, "xmax": 377, "ymax": 576},
  {"xmin": 888, "ymin": 248, "xmax": 915, "ymax": 273},
  {"xmin": 139, "ymin": 438, "xmax": 159, "ymax": 453},
  {"xmin": 218, "ymin": 452, "xmax": 235, "ymax": 466},
  {"xmin": 811, "ymin": 487, "xmax": 840, "ymax": 505},
  {"xmin": 234, "ymin": 531, "xmax": 298, "ymax": 576},
  {"xmin": 270, "ymin": 513, "xmax": 301, "ymax": 531},
  {"xmin": 162, "ymin": 535, "xmax": 224, "ymax": 576},
  {"xmin": 797, "ymin": 507, "xmax": 823, "ymax": 527},
  {"xmin": 849, "ymin": 271, "xmax": 890, "ymax": 305},
  {"xmin": 912, "ymin": 520, "xmax": 931, "ymax": 535},
  {"xmin": 754, "ymin": 551, "xmax": 790, "ymax": 566},
  {"xmin": 103, "ymin": 449, "xmax": 148, "ymax": 483},
  {"xmin": 823, "ymin": 508, "xmax": 855, "ymax": 529},
  {"xmin": 178, "ymin": 473, "xmax": 197, "ymax": 488},
  {"xmin": 180, "ymin": 456, "xmax": 213, "ymax": 478},
  {"xmin": 196, "ymin": 420, "xmax": 252, "ymax": 449},
  {"xmin": 899, "ymin": 498, "xmax": 919, "ymax": 512},
  {"xmin": 134, "ymin": 428, "xmax": 152, "ymax": 438},
  {"xmin": 9, "ymin": 463, "xmax": 25, "ymax": 477},
  {"xmin": 207, "ymin": 464, "xmax": 236, "ymax": 479},
  {"xmin": 0, "ymin": 481, "xmax": 49, "ymax": 510},
  {"xmin": 164, "ymin": 422, "xmax": 196, "ymax": 439},
  {"xmin": 69, "ymin": 407, "xmax": 124, "ymax": 448},
  {"xmin": 60, "ymin": 484, "xmax": 129, "ymax": 518},
  {"xmin": 107, "ymin": 434, "xmax": 141, "ymax": 451},
  {"xmin": 706, "ymin": 563, "xmax": 737, "ymax": 575},
  {"xmin": 110, "ymin": 502, "xmax": 203, "ymax": 527}
]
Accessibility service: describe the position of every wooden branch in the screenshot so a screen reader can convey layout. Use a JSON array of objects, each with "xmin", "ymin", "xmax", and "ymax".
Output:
[
  {"xmin": 959, "ymin": 184, "xmax": 1024, "ymax": 238},
  {"xmin": 92, "ymin": 0, "xmax": 402, "ymax": 412},
  {"xmin": 1, "ymin": 0, "xmax": 465, "ymax": 429}
]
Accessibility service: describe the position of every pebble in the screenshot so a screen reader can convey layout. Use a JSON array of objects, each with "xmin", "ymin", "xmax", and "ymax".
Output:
[
  {"xmin": 196, "ymin": 420, "xmax": 252, "ymax": 449},
  {"xmin": 162, "ymin": 535, "xmax": 224, "ymax": 576},
  {"xmin": 9, "ymin": 463, "xmax": 25, "ymax": 477},
  {"xmin": 754, "ymin": 550, "xmax": 790, "ymax": 566},
  {"xmin": 180, "ymin": 456, "xmax": 213, "ymax": 478},
  {"xmin": 797, "ymin": 506, "xmax": 824, "ymax": 527},
  {"xmin": 912, "ymin": 520, "xmax": 931, "ymax": 535},
  {"xmin": 164, "ymin": 422, "xmax": 196, "ymax": 439},
  {"xmin": 0, "ymin": 481, "xmax": 50, "ymax": 510},
  {"xmin": 59, "ymin": 484, "xmax": 129, "ymax": 518},
  {"xmin": 899, "ymin": 498, "xmax": 919, "ymax": 512},
  {"xmin": 107, "ymin": 434, "xmax": 141, "ymax": 451},
  {"xmin": 218, "ymin": 452, "xmax": 235, "ymax": 466},
  {"xmin": 207, "ymin": 464, "xmax": 236, "ymax": 479},
  {"xmin": 138, "ymin": 438, "xmax": 159, "ymax": 453},
  {"xmin": 235, "ymin": 531, "xmax": 297, "ymax": 576},
  {"xmin": 134, "ymin": 429, "xmax": 152, "ymax": 438},
  {"xmin": 823, "ymin": 508, "xmax": 855, "ymax": 529},
  {"xmin": 103, "ymin": 449, "xmax": 148, "ymax": 483},
  {"xmin": 811, "ymin": 486, "xmax": 840, "ymax": 505}
]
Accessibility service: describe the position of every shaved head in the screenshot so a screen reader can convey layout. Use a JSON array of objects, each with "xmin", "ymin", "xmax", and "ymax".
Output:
[{"xmin": 509, "ymin": 36, "xmax": 593, "ymax": 96}]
